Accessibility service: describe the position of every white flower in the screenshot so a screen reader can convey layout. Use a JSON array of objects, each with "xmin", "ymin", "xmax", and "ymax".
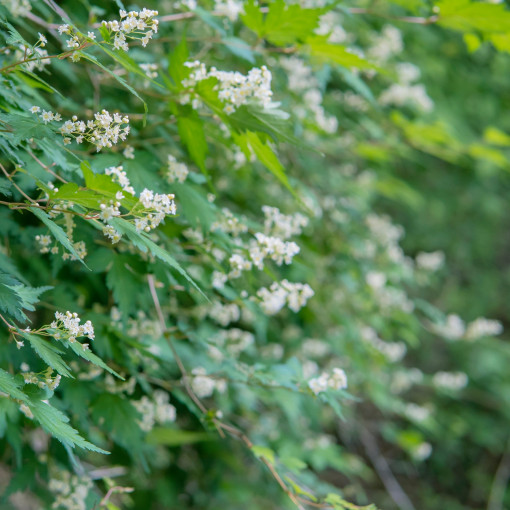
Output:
[{"xmin": 29, "ymin": 105, "xmax": 40, "ymax": 114}]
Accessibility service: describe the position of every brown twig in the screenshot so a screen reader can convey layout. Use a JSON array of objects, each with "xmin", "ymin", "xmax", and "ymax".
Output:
[
  {"xmin": 27, "ymin": 150, "xmax": 68, "ymax": 184},
  {"xmin": 348, "ymin": 8, "xmax": 439, "ymax": 25},
  {"xmin": 0, "ymin": 163, "xmax": 37, "ymax": 204}
]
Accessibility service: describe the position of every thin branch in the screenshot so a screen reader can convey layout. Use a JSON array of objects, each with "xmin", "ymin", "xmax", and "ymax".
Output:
[
  {"xmin": 360, "ymin": 428, "xmax": 416, "ymax": 510},
  {"xmin": 348, "ymin": 8, "xmax": 439, "ymax": 25},
  {"xmin": 488, "ymin": 437, "xmax": 510, "ymax": 510},
  {"xmin": 27, "ymin": 150, "xmax": 68, "ymax": 184},
  {"xmin": 0, "ymin": 163, "xmax": 36, "ymax": 203}
]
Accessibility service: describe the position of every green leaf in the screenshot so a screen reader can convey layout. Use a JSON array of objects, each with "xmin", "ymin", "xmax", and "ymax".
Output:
[
  {"xmin": 0, "ymin": 177, "xmax": 11, "ymax": 196},
  {"xmin": 0, "ymin": 369, "xmax": 28, "ymax": 402},
  {"xmin": 52, "ymin": 182, "xmax": 103, "ymax": 209},
  {"xmin": 262, "ymin": 0, "xmax": 324, "ymax": 46},
  {"xmin": 436, "ymin": 0, "xmax": 510, "ymax": 33},
  {"xmin": 172, "ymin": 182, "xmax": 216, "ymax": 229},
  {"xmin": 80, "ymin": 51, "xmax": 148, "ymax": 116},
  {"xmin": 108, "ymin": 218, "xmax": 208, "ymax": 300},
  {"xmin": 146, "ymin": 428, "xmax": 213, "ymax": 446},
  {"xmin": 99, "ymin": 45, "xmax": 161, "ymax": 87},
  {"xmin": 0, "ymin": 273, "xmax": 25, "ymax": 321},
  {"xmin": 30, "ymin": 399, "xmax": 109, "ymax": 453},
  {"xmin": 105, "ymin": 255, "xmax": 141, "ymax": 317},
  {"xmin": 238, "ymin": 131, "xmax": 295, "ymax": 195},
  {"xmin": 251, "ymin": 445, "xmax": 276, "ymax": 465},
  {"xmin": 172, "ymin": 104, "xmax": 208, "ymax": 173},
  {"xmin": 31, "ymin": 207, "xmax": 89, "ymax": 268},
  {"xmin": 21, "ymin": 333, "xmax": 72, "ymax": 378},
  {"xmin": 241, "ymin": 0, "xmax": 264, "ymax": 36},
  {"xmin": 8, "ymin": 285, "xmax": 51, "ymax": 312},
  {"xmin": 91, "ymin": 394, "xmax": 142, "ymax": 450},
  {"xmin": 305, "ymin": 36, "xmax": 380, "ymax": 71},
  {"xmin": 67, "ymin": 341, "xmax": 123, "ymax": 379},
  {"xmin": 168, "ymin": 35, "xmax": 189, "ymax": 87}
]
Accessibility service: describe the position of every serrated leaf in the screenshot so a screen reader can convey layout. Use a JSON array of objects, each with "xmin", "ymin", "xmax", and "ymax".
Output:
[
  {"xmin": 31, "ymin": 207, "xmax": 89, "ymax": 268},
  {"xmin": 238, "ymin": 131, "xmax": 295, "ymax": 196},
  {"xmin": 80, "ymin": 51, "xmax": 148, "ymax": 117},
  {"xmin": 0, "ymin": 273, "xmax": 25, "ymax": 321},
  {"xmin": 436, "ymin": 0, "xmax": 510, "ymax": 33},
  {"xmin": 30, "ymin": 399, "xmax": 109, "ymax": 453},
  {"xmin": 305, "ymin": 36, "xmax": 380, "ymax": 71},
  {"xmin": 105, "ymin": 255, "xmax": 141, "ymax": 317},
  {"xmin": 52, "ymin": 182, "xmax": 103, "ymax": 208},
  {"xmin": 21, "ymin": 332, "xmax": 72, "ymax": 378},
  {"xmin": 0, "ymin": 369, "xmax": 28, "ymax": 402},
  {"xmin": 91, "ymin": 393, "xmax": 142, "ymax": 450},
  {"xmin": 262, "ymin": 0, "xmax": 324, "ymax": 46},
  {"xmin": 67, "ymin": 341, "xmax": 123, "ymax": 379},
  {"xmin": 241, "ymin": 0, "xmax": 264, "ymax": 35},
  {"xmin": 0, "ymin": 176, "xmax": 11, "ymax": 196},
  {"xmin": 108, "ymin": 217, "xmax": 208, "ymax": 300},
  {"xmin": 8, "ymin": 284, "xmax": 51, "ymax": 312}
]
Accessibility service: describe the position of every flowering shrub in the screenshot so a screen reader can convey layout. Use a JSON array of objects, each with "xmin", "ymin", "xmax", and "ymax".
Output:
[{"xmin": 0, "ymin": 1, "xmax": 510, "ymax": 509}]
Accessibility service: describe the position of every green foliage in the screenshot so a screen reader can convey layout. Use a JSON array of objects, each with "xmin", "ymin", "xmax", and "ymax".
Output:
[{"xmin": 0, "ymin": 1, "xmax": 509, "ymax": 509}]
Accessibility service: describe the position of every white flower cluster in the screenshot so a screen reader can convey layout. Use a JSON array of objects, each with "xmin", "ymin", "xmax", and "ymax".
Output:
[
  {"xmin": 100, "ymin": 166, "xmax": 177, "ymax": 242},
  {"xmin": 123, "ymin": 145, "xmax": 135, "ymax": 159},
  {"xmin": 249, "ymin": 232, "xmax": 300, "ymax": 268},
  {"xmin": 211, "ymin": 208, "xmax": 248, "ymax": 236},
  {"xmin": 214, "ymin": 0, "xmax": 244, "ymax": 21},
  {"xmin": 379, "ymin": 83, "xmax": 434, "ymax": 112},
  {"xmin": 102, "ymin": 9, "xmax": 159, "ymax": 50},
  {"xmin": 132, "ymin": 390, "xmax": 176, "ymax": 432},
  {"xmin": 167, "ymin": 154, "xmax": 189, "ymax": 183},
  {"xmin": 390, "ymin": 368, "xmax": 423, "ymax": 394},
  {"xmin": 58, "ymin": 24, "xmax": 95, "ymax": 61},
  {"xmin": 416, "ymin": 250, "xmax": 445, "ymax": 272},
  {"xmin": 15, "ymin": 42, "xmax": 50, "ymax": 72},
  {"xmin": 105, "ymin": 165, "xmax": 136, "ymax": 195},
  {"xmin": 433, "ymin": 314, "xmax": 503, "ymax": 341},
  {"xmin": 2, "ymin": 0, "xmax": 31, "ymax": 16},
  {"xmin": 174, "ymin": 0, "xmax": 197, "ymax": 10},
  {"xmin": 380, "ymin": 59, "xmax": 433, "ymax": 112},
  {"xmin": 217, "ymin": 232, "xmax": 300, "ymax": 286},
  {"xmin": 48, "ymin": 469, "xmax": 93, "ymax": 510},
  {"xmin": 412, "ymin": 442, "xmax": 432, "ymax": 461},
  {"xmin": 140, "ymin": 62, "xmax": 158, "ymax": 78},
  {"xmin": 368, "ymin": 25, "xmax": 403, "ymax": 63},
  {"xmin": 405, "ymin": 403, "xmax": 430, "ymax": 422},
  {"xmin": 308, "ymin": 368, "xmax": 348, "ymax": 395},
  {"xmin": 29, "ymin": 106, "xmax": 130, "ymax": 151},
  {"xmin": 210, "ymin": 328, "xmax": 254, "ymax": 357},
  {"xmin": 465, "ymin": 317, "xmax": 503, "ymax": 340},
  {"xmin": 280, "ymin": 57, "xmax": 338, "ymax": 133},
  {"xmin": 315, "ymin": 11, "xmax": 348, "ymax": 43},
  {"xmin": 51, "ymin": 311, "xmax": 95, "ymax": 347},
  {"xmin": 432, "ymin": 371, "xmax": 468, "ymax": 391},
  {"xmin": 262, "ymin": 205, "xmax": 308, "ymax": 239},
  {"xmin": 208, "ymin": 302, "xmax": 240, "ymax": 326},
  {"xmin": 181, "ymin": 61, "xmax": 273, "ymax": 114},
  {"xmin": 138, "ymin": 188, "xmax": 177, "ymax": 231},
  {"xmin": 21, "ymin": 366, "xmax": 61, "ymax": 391},
  {"xmin": 256, "ymin": 280, "xmax": 314, "ymax": 315},
  {"xmin": 360, "ymin": 326, "xmax": 407, "ymax": 362},
  {"xmin": 191, "ymin": 367, "xmax": 227, "ymax": 398}
]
